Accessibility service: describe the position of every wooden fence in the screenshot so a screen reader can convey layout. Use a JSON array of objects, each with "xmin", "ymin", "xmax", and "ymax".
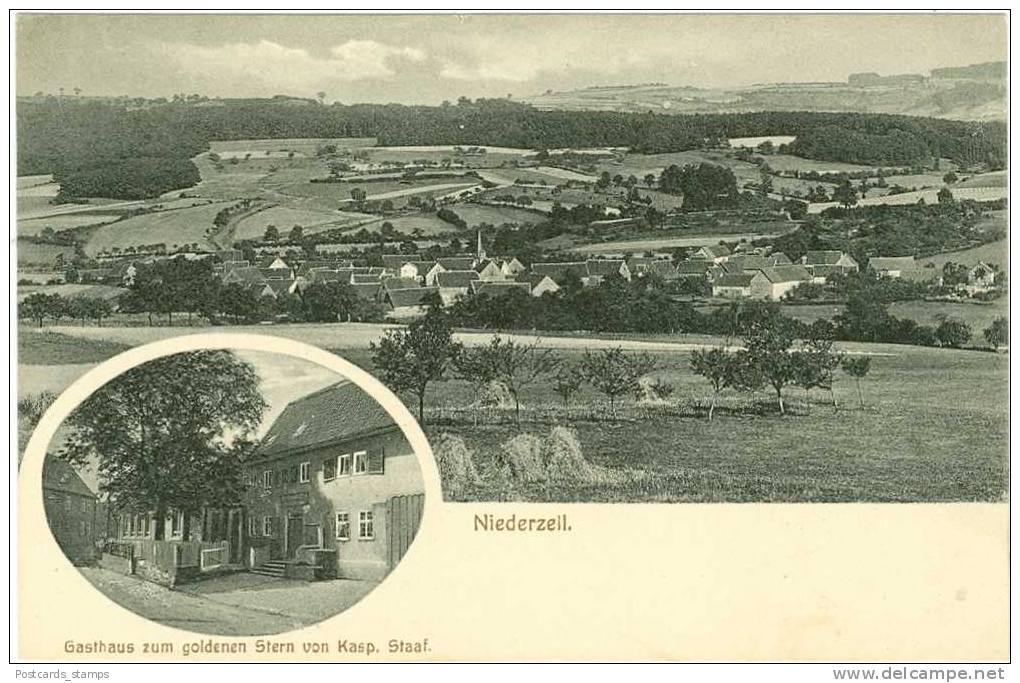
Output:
[
  {"xmin": 127, "ymin": 539, "xmax": 230, "ymax": 572},
  {"xmin": 386, "ymin": 494, "xmax": 424, "ymax": 571}
]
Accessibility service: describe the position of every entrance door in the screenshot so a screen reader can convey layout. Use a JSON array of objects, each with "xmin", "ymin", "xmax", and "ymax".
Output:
[{"xmin": 286, "ymin": 515, "xmax": 303, "ymax": 558}]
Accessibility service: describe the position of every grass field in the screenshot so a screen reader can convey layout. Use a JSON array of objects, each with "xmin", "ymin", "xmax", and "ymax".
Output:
[
  {"xmin": 888, "ymin": 298, "xmax": 1008, "ymax": 333},
  {"xmin": 17, "ymin": 239, "xmax": 77, "ymax": 268},
  {"xmin": 17, "ymin": 284, "xmax": 128, "ymax": 301},
  {"xmin": 83, "ymin": 201, "xmax": 234, "ymax": 255},
  {"xmin": 957, "ymin": 171, "xmax": 1007, "ymax": 188},
  {"xmin": 16, "ymin": 323, "xmax": 1008, "ymax": 502},
  {"xmin": 209, "ymin": 137, "xmax": 377, "ymax": 155},
  {"xmin": 809, "ymin": 186, "xmax": 1008, "ymax": 213},
  {"xmin": 918, "ymin": 239, "xmax": 1008, "ymax": 272},
  {"xmin": 231, "ymin": 205, "xmax": 371, "ymax": 240},
  {"xmin": 571, "ymin": 230, "xmax": 790, "ymax": 254},
  {"xmin": 18, "ymin": 329, "xmax": 132, "ymax": 365},
  {"xmin": 18, "ymin": 213, "xmax": 122, "ymax": 237},
  {"xmin": 449, "ymin": 204, "xmax": 545, "ymax": 227}
]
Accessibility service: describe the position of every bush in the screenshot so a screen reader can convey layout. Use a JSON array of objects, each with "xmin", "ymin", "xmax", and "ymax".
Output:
[{"xmin": 433, "ymin": 433, "xmax": 480, "ymax": 499}]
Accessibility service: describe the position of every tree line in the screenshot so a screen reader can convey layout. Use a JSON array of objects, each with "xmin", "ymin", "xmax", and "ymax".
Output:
[{"xmin": 19, "ymin": 98, "xmax": 1006, "ymax": 200}]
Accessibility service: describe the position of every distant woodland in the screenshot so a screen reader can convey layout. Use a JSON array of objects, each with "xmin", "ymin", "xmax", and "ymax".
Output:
[{"xmin": 17, "ymin": 98, "xmax": 1007, "ymax": 201}]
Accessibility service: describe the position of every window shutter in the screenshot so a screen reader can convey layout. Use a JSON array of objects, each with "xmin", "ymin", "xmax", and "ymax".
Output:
[{"xmin": 368, "ymin": 449, "xmax": 385, "ymax": 474}]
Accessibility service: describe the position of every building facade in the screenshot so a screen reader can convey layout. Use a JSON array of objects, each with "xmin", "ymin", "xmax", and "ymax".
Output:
[
  {"xmin": 43, "ymin": 458, "xmax": 99, "ymax": 565},
  {"xmin": 243, "ymin": 381, "xmax": 424, "ymax": 581}
]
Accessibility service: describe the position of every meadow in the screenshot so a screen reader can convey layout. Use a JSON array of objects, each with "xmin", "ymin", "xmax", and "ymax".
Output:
[
  {"xmin": 449, "ymin": 204, "xmax": 545, "ymax": 228},
  {"xmin": 83, "ymin": 200, "xmax": 235, "ymax": 255},
  {"xmin": 16, "ymin": 323, "xmax": 1008, "ymax": 503},
  {"xmin": 918, "ymin": 239, "xmax": 1007, "ymax": 271}
]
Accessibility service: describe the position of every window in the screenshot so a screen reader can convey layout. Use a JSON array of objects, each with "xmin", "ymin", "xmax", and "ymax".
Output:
[
  {"xmin": 300, "ymin": 461, "xmax": 310, "ymax": 483},
  {"xmin": 338, "ymin": 454, "xmax": 352, "ymax": 476},
  {"xmin": 335, "ymin": 513, "xmax": 350, "ymax": 541},
  {"xmin": 353, "ymin": 451, "xmax": 368, "ymax": 475},
  {"xmin": 262, "ymin": 470, "xmax": 272, "ymax": 490},
  {"xmin": 248, "ymin": 517, "xmax": 258, "ymax": 537},
  {"xmin": 263, "ymin": 516, "xmax": 274, "ymax": 536},
  {"xmin": 323, "ymin": 457, "xmax": 337, "ymax": 481},
  {"xmin": 358, "ymin": 510, "xmax": 374, "ymax": 540}
]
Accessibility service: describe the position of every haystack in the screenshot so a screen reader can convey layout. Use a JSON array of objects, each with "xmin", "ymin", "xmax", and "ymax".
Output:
[
  {"xmin": 433, "ymin": 432, "xmax": 480, "ymax": 498},
  {"xmin": 541, "ymin": 426, "xmax": 596, "ymax": 484}
]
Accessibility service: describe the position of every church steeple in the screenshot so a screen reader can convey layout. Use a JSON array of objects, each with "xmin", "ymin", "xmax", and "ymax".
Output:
[{"xmin": 476, "ymin": 230, "xmax": 486, "ymax": 261}]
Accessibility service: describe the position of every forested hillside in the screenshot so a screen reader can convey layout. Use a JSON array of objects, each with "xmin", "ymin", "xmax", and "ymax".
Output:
[{"xmin": 18, "ymin": 97, "xmax": 1007, "ymax": 201}]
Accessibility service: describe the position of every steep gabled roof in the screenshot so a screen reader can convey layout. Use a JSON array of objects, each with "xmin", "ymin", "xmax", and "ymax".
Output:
[
  {"xmin": 382, "ymin": 277, "xmax": 422, "ymax": 292},
  {"xmin": 804, "ymin": 250, "xmax": 846, "ymax": 266},
  {"xmin": 437, "ymin": 256, "xmax": 476, "ymax": 270},
  {"xmin": 42, "ymin": 458, "xmax": 96, "ymax": 499},
  {"xmin": 382, "ymin": 254, "xmax": 419, "ymax": 270},
  {"xmin": 471, "ymin": 281, "xmax": 531, "ymax": 297},
  {"xmin": 760, "ymin": 265, "xmax": 812, "ymax": 284},
  {"xmin": 387, "ymin": 286, "xmax": 439, "ymax": 308},
  {"xmin": 676, "ymin": 260, "xmax": 712, "ymax": 275},
  {"xmin": 436, "ymin": 270, "xmax": 480, "ymax": 288},
  {"xmin": 253, "ymin": 381, "xmax": 397, "ymax": 459},
  {"xmin": 714, "ymin": 273, "xmax": 758, "ymax": 288},
  {"xmin": 531, "ymin": 261, "xmax": 589, "ymax": 280},
  {"xmin": 585, "ymin": 259, "xmax": 627, "ymax": 277},
  {"xmin": 350, "ymin": 282, "xmax": 382, "ymax": 300}
]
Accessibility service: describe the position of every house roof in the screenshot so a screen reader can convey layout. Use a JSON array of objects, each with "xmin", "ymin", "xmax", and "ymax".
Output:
[
  {"xmin": 676, "ymin": 260, "xmax": 712, "ymax": 275},
  {"xmin": 42, "ymin": 457, "xmax": 96, "ymax": 498},
  {"xmin": 899, "ymin": 267, "xmax": 940, "ymax": 283},
  {"xmin": 531, "ymin": 261, "xmax": 589, "ymax": 280},
  {"xmin": 263, "ymin": 279, "xmax": 293, "ymax": 296},
  {"xmin": 296, "ymin": 260, "xmax": 334, "ymax": 276},
  {"xmin": 382, "ymin": 277, "xmax": 422, "ymax": 292},
  {"xmin": 869, "ymin": 256, "xmax": 916, "ymax": 271},
  {"xmin": 387, "ymin": 286, "xmax": 440, "ymax": 308},
  {"xmin": 474, "ymin": 259, "xmax": 502, "ymax": 274},
  {"xmin": 697, "ymin": 245, "xmax": 731, "ymax": 258},
  {"xmin": 436, "ymin": 270, "xmax": 480, "ymax": 288},
  {"xmin": 259, "ymin": 267, "xmax": 292, "ymax": 280},
  {"xmin": 222, "ymin": 266, "xmax": 265, "ymax": 284},
  {"xmin": 471, "ymin": 281, "xmax": 531, "ymax": 296},
  {"xmin": 253, "ymin": 381, "xmax": 397, "ymax": 459},
  {"xmin": 770, "ymin": 252, "xmax": 793, "ymax": 266},
  {"xmin": 585, "ymin": 259, "xmax": 627, "ymax": 276},
  {"xmin": 761, "ymin": 265, "xmax": 812, "ymax": 284},
  {"xmin": 437, "ymin": 257, "xmax": 476, "ymax": 270},
  {"xmin": 401, "ymin": 260, "xmax": 437, "ymax": 274},
  {"xmin": 515, "ymin": 273, "xmax": 558, "ymax": 288},
  {"xmin": 803, "ymin": 250, "xmax": 847, "ymax": 266},
  {"xmin": 352, "ymin": 273, "xmax": 382, "ymax": 284},
  {"xmin": 382, "ymin": 254, "xmax": 419, "ymax": 270},
  {"xmin": 714, "ymin": 273, "xmax": 758, "ymax": 288},
  {"xmin": 350, "ymin": 282, "xmax": 382, "ymax": 300},
  {"xmin": 259, "ymin": 256, "xmax": 290, "ymax": 269}
]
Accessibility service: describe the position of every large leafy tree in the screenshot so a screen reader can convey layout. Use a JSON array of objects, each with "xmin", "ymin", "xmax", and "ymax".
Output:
[
  {"xmin": 60, "ymin": 350, "xmax": 266, "ymax": 540},
  {"xmin": 371, "ymin": 307, "xmax": 462, "ymax": 423},
  {"xmin": 741, "ymin": 312, "xmax": 799, "ymax": 415}
]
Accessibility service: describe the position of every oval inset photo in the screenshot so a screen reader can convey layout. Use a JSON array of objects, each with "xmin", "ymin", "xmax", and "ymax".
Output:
[{"xmin": 39, "ymin": 344, "xmax": 427, "ymax": 636}]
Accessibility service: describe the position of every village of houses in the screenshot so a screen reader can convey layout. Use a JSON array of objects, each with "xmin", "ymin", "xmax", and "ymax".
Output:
[{"xmin": 67, "ymin": 230, "xmax": 999, "ymax": 320}]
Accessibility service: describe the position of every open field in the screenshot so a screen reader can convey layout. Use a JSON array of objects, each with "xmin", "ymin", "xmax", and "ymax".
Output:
[
  {"xmin": 570, "ymin": 231, "xmax": 791, "ymax": 254},
  {"xmin": 918, "ymin": 238, "xmax": 1007, "ymax": 272},
  {"xmin": 17, "ymin": 174, "xmax": 54, "ymax": 188},
  {"xmin": 17, "ymin": 329, "xmax": 132, "ymax": 365},
  {"xmin": 18, "ymin": 213, "xmax": 122, "ymax": 237},
  {"xmin": 17, "ymin": 284, "xmax": 128, "ymax": 301},
  {"xmin": 808, "ymin": 186, "xmax": 1008, "ymax": 213},
  {"xmin": 888, "ymin": 298, "xmax": 1008, "ymax": 333},
  {"xmin": 17, "ymin": 240, "xmax": 77, "ymax": 268},
  {"xmin": 729, "ymin": 135, "xmax": 796, "ymax": 148},
  {"xmin": 230, "ymin": 205, "xmax": 372, "ymax": 240},
  {"xmin": 18, "ymin": 325, "xmax": 1004, "ymax": 503},
  {"xmin": 448, "ymin": 204, "xmax": 545, "ymax": 227},
  {"xmin": 758, "ymin": 154, "xmax": 884, "ymax": 175},
  {"xmin": 83, "ymin": 201, "xmax": 235, "ymax": 255},
  {"xmin": 957, "ymin": 171, "xmax": 1007, "ymax": 188},
  {"xmin": 209, "ymin": 137, "xmax": 377, "ymax": 155}
]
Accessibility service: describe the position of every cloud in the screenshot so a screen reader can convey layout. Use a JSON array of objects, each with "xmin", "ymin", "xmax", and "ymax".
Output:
[{"xmin": 159, "ymin": 39, "xmax": 426, "ymax": 93}]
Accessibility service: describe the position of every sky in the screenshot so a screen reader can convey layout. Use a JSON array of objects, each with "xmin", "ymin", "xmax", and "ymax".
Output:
[{"xmin": 16, "ymin": 13, "xmax": 1008, "ymax": 105}]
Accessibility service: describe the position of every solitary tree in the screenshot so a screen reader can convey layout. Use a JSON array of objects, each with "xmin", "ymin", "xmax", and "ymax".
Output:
[
  {"xmin": 20, "ymin": 293, "xmax": 55, "ymax": 327},
  {"xmin": 690, "ymin": 347, "xmax": 737, "ymax": 420},
  {"xmin": 580, "ymin": 347, "xmax": 655, "ymax": 416},
  {"xmin": 263, "ymin": 225, "xmax": 280, "ymax": 242},
  {"xmin": 840, "ymin": 355, "xmax": 873, "ymax": 410},
  {"xmin": 833, "ymin": 177, "xmax": 858, "ymax": 209},
  {"xmin": 742, "ymin": 314, "xmax": 798, "ymax": 415},
  {"xmin": 60, "ymin": 350, "xmax": 266, "ymax": 540},
  {"xmin": 371, "ymin": 308, "xmax": 462, "ymax": 423},
  {"xmin": 934, "ymin": 317, "xmax": 971, "ymax": 348},
  {"xmin": 552, "ymin": 363, "xmax": 584, "ymax": 408},
  {"xmin": 983, "ymin": 317, "xmax": 1008, "ymax": 351},
  {"xmin": 937, "ymin": 187, "xmax": 955, "ymax": 204}
]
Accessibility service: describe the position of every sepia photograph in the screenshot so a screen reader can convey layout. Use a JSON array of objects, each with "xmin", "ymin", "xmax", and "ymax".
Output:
[
  {"xmin": 11, "ymin": 10, "xmax": 1010, "ymax": 666},
  {"xmin": 38, "ymin": 347, "xmax": 425, "ymax": 636}
]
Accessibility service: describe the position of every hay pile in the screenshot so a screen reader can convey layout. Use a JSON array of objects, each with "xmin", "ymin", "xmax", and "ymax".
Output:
[
  {"xmin": 637, "ymin": 375, "xmax": 675, "ymax": 404},
  {"xmin": 477, "ymin": 380, "xmax": 514, "ymax": 408},
  {"xmin": 433, "ymin": 432, "xmax": 480, "ymax": 499},
  {"xmin": 496, "ymin": 433, "xmax": 545, "ymax": 483},
  {"xmin": 541, "ymin": 426, "xmax": 596, "ymax": 484}
]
